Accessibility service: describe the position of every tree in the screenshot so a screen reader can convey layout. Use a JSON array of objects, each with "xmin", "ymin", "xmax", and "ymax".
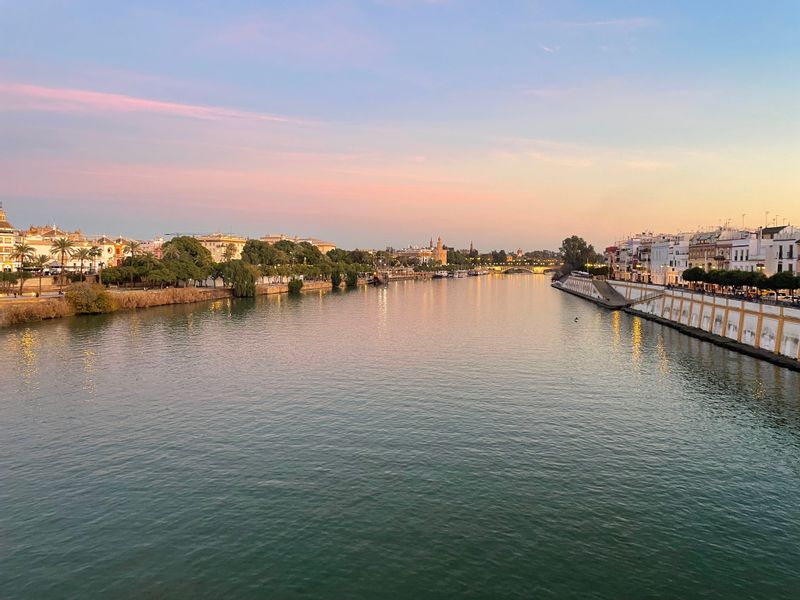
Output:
[
  {"xmin": 220, "ymin": 260, "xmax": 259, "ymax": 297},
  {"xmin": 447, "ymin": 248, "xmax": 469, "ymax": 266},
  {"xmin": 50, "ymin": 237, "xmax": 75, "ymax": 292},
  {"xmin": 161, "ymin": 243, "xmax": 181, "ymax": 261},
  {"xmin": 241, "ymin": 239, "xmax": 287, "ymax": 268},
  {"xmin": 73, "ymin": 247, "xmax": 93, "ymax": 281},
  {"xmin": 123, "ymin": 240, "xmax": 142, "ymax": 260},
  {"xmin": 345, "ymin": 269, "xmax": 359, "ymax": 288},
  {"xmin": 767, "ymin": 271, "xmax": 799, "ymax": 297},
  {"xmin": 10, "ymin": 242, "xmax": 34, "ymax": 294},
  {"xmin": 559, "ymin": 236, "xmax": 596, "ymax": 273},
  {"xmin": 0, "ymin": 271, "xmax": 19, "ymax": 294},
  {"xmin": 331, "ymin": 271, "xmax": 342, "ymax": 288},
  {"xmin": 681, "ymin": 267, "xmax": 706, "ymax": 285},
  {"xmin": 89, "ymin": 245, "xmax": 102, "ymax": 278},
  {"xmin": 222, "ymin": 243, "xmax": 237, "ymax": 263},
  {"xmin": 31, "ymin": 254, "xmax": 50, "ymax": 296},
  {"xmin": 160, "ymin": 237, "xmax": 214, "ymax": 286}
]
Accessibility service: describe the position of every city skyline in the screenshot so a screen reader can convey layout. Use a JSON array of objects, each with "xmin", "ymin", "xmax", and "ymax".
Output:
[{"xmin": 2, "ymin": 1, "xmax": 798, "ymax": 248}]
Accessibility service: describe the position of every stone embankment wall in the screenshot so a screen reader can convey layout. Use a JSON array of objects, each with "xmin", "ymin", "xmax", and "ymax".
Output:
[
  {"xmin": 608, "ymin": 281, "xmax": 800, "ymax": 363},
  {"xmin": 1, "ymin": 280, "xmax": 350, "ymax": 328},
  {"xmin": 554, "ymin": 276, "xmax": 800, "ymax": 369}
]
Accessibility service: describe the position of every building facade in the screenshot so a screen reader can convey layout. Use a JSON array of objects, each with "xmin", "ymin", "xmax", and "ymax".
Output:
[
  {"xmin": 260, "ymin": 234, "xmax": 336, "ymax": 254},
  {"xmin": 196, "ymin": 233, "xmax": 247, "ymax": 263},
  {"xmin": 0, "ymin": 203, "xmax": 16, "ymax": 272}
]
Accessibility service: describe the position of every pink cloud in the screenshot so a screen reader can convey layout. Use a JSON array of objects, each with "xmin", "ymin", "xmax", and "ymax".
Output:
[{"xmin": 0, "ymin": 81, "xmax": 296, "ymax": 123}]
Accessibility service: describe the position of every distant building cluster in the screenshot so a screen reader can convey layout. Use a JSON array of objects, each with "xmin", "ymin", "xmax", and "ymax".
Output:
[
  {"xmin": 194, "ymin": 233, "xmax": 336, "ymax": 263},
  {"xmin": 606, "ymin": 225, "xmax": 800, "ymax": 284},
  {"xmin": 0, "ymin": 203, "xmax": 336, "ymax": 273},
  {"xmin": 393, "ymin": 237, "xmax": 448, "ymax": 266},
  {"xmin": 0, "ymin": 205, "xmax": 141, "ymax": 273}
]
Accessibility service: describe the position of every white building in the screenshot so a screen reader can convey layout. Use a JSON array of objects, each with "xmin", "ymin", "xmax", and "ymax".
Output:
[{"xmin": 768, "ymin": 226, "xmax": 800, "ymax": 275}]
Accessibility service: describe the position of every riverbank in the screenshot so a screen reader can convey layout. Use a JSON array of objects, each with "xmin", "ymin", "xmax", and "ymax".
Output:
[
  {"xmin": 553, "ymin": 275, "xmax": 800, "ymax": 372},
  {"xmin": 0, "ymin": 279, "xmax": 352, "ymax": 328}
]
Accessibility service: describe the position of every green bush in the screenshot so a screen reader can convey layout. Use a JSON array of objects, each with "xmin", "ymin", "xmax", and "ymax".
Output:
[
  {"xmin": 331, "ymin": 271, "xmax": 342, "ymax": 288},
  {"xmin": 0, "ymin": 271, "xmax": 18, "ymax": 293},
  {"xmin": 287, "ymin": 278, "xmax": 304, "ymax": 295},
  {"xmin": 65, "ymin": 283, "xmax": 116, "ymax": 314},
  {"xmin": 345, "ymin": 270, "xmax": 358, "ymax": 288}
]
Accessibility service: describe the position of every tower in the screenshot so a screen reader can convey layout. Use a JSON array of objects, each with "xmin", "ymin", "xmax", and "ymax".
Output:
[{"xmin": 435, "ymin": 236, "xmax": 447, "ymax": 266}]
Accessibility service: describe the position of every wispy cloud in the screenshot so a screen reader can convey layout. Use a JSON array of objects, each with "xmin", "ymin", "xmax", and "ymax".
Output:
[
  {"xmin": 538, "ymin": 43, "xmax": 561, "ymax": 54},
  {"xmin": 561, "ymin": 17, "xmax": 656, "ymax": 30},
  {"xmin": 0, "ymin": 82, "xmax": 297, "ymax": 123}
]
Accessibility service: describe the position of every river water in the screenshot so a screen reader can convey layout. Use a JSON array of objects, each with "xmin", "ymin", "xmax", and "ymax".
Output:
[{"xmin": 2, "ymin": 275, "xmax": 800, "ymax": 598}]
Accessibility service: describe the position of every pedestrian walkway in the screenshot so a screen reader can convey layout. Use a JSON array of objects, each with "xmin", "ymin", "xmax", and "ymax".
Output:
[{"xmin": 593, "ymin": 279, "xmax": 630, "ymax": 308}]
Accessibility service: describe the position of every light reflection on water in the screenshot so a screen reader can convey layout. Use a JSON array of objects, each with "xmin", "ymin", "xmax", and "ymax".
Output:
[{"xmin": 1, "ymin": 276, "xmax": 800, "ymax": 598}]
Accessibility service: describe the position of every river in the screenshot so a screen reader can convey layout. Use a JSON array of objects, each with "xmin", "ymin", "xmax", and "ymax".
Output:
[{"xmin": 2, "ymin": 275, "xmax": 800, "ymax": 598}]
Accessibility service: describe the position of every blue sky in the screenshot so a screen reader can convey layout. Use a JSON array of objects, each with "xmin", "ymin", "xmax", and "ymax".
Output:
[{"xmin": 1, "ymin": 0, "xmax": 798, "ymax": 248}]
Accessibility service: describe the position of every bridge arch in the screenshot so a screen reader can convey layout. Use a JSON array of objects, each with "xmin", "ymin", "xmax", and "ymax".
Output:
[{"xmin": 485, "ymin": 265, "xmax": 562, "ymax": 274}]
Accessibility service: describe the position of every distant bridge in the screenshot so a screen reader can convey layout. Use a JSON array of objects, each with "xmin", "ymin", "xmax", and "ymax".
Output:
[{"xmin": 484, "ymin": 265, "xmax": 561, "ymax": 274}]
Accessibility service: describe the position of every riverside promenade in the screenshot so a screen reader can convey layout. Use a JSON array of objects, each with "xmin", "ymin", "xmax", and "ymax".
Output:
[{"xmin": 554, "ymin": 275, "xmax": 800, "ymax": 371}]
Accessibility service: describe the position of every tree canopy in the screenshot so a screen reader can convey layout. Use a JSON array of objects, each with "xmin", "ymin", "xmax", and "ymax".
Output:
[{"xmin": 559, "ymin": 236, "xmax": 598, "ymax": 272}]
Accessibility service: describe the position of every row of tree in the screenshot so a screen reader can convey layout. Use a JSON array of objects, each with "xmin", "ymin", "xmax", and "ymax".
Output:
[
  {"xmin": 682, "ymin": 267, "xmax": 799, "ymax": 294},
  {"xmin": 98, "ymin": 237, "xmax": 369, "ymax": 298},
  {"xmin": 7, "ymin": 237, "xmax": 140, "ymax": 295}
]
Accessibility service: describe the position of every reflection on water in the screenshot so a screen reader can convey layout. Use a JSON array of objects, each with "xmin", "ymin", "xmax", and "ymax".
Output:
[
  {"xmin": 656, "ymin": 334, "xmax": 670, "ymax": 377},
  {"xmin": 82, "ymin": 348, "xmax": 95, "ymax": 396},
  {"xmin": 634, "ymin": 316, "xmax": 800, "ymax": 437},
  {"xmin": 13, "ymin": 328, "xmax": 39, "ymax": 387}
]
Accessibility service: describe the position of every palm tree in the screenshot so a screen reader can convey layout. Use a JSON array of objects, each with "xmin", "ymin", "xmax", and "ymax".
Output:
[
  {"xmin": 88, "ymin": 245, "xmax": 103, "ymax": 283},
  {"xmin": 88, "ymin": 245, "xmax": 102, "ymax": 272},
  {"xmin": 50, "ymin": 237, "xmax": 75, "ymax": 292},
  {"xmin": 31, "ymin": 254, "xmax": 50, "ymax": 297},
  {"xmin": 73, "ymin": 247, "xmax": 93, "ymax": 281},
  {"xmin": 122, "ymin": 241, "xmax": 142, "ymax": 286},
  {"xmin": 162, "ymin": 244, "xmax": 180, "ymax": 260},
  {"xmin": 10, "ymin": 242, "xmax": 34, "ymax": 295},
  {"xmin": 123, "ymin": 240, "xmax": 142, "ymax": 260}
]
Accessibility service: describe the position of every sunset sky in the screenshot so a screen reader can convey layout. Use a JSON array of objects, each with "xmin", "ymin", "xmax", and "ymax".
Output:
[{"xmin": 1, "ymin": 1, "xmax": 798, "ymax": 250}]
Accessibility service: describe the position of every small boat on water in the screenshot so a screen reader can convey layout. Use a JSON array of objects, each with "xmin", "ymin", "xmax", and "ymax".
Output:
[{"xmin": 433, "ymin": 270, "xmax": 449, "ymax": 278}]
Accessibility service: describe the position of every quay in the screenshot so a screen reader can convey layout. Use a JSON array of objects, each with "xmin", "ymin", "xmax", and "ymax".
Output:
[{"xmin": 553, "ymin": 275, "xmax": 800, "ymax": 372}]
